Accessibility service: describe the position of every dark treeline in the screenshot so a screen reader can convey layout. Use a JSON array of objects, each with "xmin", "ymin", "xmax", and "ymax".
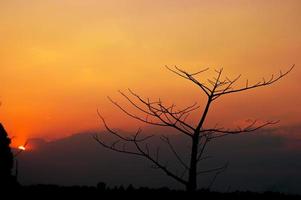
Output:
[{"xmin": 5, "ymin": 184, "xmax": 299, "ymax": 199}]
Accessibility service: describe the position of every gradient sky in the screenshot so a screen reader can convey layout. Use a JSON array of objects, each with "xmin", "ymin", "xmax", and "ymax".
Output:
[{"xmin": 0, "ymin": 0, "xmax": 300, "ymax": 147}]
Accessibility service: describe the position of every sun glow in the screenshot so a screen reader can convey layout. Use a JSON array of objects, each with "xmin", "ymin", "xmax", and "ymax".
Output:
[{"xmin": 18, "ymin": 145, "xmax": 26, "ymax": 151}]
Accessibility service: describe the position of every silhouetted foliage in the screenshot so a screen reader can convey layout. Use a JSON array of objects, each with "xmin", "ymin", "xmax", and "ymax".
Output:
[
  {"xmin": 11, "ymin": 184, "xmax": 301, "ymax": 199},
  {"xmin": 97, "ymin": 182, "xmax": 106, "ymax": 191},
  {"xmin": 0, "ymin": 123, "xmax": 17, "ymax": 188},
  {"xmin": 95, "ymin": 65, "xmax": 294, "ymax": 191}
]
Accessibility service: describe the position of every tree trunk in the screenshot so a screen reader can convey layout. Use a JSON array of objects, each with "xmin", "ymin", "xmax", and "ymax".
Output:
[
  {"xmin": 186, "ymin": 98, "xmax": 211, "ymax": 191},
  {"xmin": 187, "ymin": 134, "xmax": 199, "ymax": 191}
]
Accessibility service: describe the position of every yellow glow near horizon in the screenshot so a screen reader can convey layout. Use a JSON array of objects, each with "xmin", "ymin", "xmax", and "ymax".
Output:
[
  {"xmin": 18, "ymin": 146, "xmax": 26, "ymax": 151},
  {"xmin": 0, "ymin": 1, "xmax": 300, "ymax": 145}
]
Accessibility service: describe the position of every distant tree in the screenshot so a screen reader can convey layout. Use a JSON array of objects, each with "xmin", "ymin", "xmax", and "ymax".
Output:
[
  {"xmin": 97, "ymin": 182, "xmax": 107, "ymax": 191},
  {"xmin": 95, "ymin": 65, "xmax": 294, "ymax": 191},
  {"xmin": 0, "ymin": 123, "xmax": 16, "ymax": 188}
]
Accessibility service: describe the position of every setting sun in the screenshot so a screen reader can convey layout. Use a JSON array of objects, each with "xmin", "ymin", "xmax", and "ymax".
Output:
[{"xmin": 18, "ymin": 145, "xmax": 26, "ymax": 151}]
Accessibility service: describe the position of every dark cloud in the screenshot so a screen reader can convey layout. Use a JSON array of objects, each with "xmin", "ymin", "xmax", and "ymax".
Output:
[{"xmin": 16, "ymin": 124, "xmax": 301, "ymax": 194}]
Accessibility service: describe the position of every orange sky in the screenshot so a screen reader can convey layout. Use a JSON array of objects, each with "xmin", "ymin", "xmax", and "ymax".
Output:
[{"xmin": 0, "ymin": 0, "xmax": 300, "ymax": 147}]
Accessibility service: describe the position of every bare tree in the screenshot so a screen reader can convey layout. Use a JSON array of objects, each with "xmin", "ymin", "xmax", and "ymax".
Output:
[{"xmin": 94, "ymin": 65, "xmax": 294, "ymax": 191}]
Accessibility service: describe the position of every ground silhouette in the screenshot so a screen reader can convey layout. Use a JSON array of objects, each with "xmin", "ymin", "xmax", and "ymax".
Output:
[
  {"xmin": 0, "ymin": 123, "xmax": 18, "ymax": 189},
  {"xmin": 8, "ymin": 184, "xmax": 301, "ymax": 199}
]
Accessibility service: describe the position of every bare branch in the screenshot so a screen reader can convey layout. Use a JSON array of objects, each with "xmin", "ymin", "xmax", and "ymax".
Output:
[
  {"xmin": 107, "ymin": 97, "xmax": 168, "ymax": 127},
  {"xmin": 131, "ymin": 134, "xmax": 188, "ymax": 185},
  {"xmin": 197, "ymin": 137, "xmax": 209, "ymax": 162},
  {"xmin": 97, "ymin": 109, "xmax": 154, "ymax": 142},
  {"xmin": 202, "ymin": 120, "xmax": 279, "ymax": 139},
  {"xmin": 213, "ymin": 65, "xmax": 295, "ymax": 99},
  {"xmin": 94, "ymin": 135, "xmax": 141, "ymax": 156},
  {"xmin": 95, "ymin": 111, "xmax": 188, "ymax": 186},
  {"xmin": 160, "ymin": 135, "xmax": 189, "ymax": 170},
  {"xmin": 166, "ymin": 66, "xmax": 211, "ymax": 96},
  {"xmin": 197, "ymin": 162, "xmax": 228, "ymax": 175},
  {"xmin": 116, "ymin": 90, "xmax": 195, "ymax": 137},
  {"xmin": 207, "ymin": 163, "xmax": 228, "ymax": 190}
]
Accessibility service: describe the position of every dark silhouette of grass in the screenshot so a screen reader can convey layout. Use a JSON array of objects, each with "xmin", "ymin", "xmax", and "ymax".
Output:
[{"xmin": 6, "ymin": 184, "xmax": 300, "ymax": 199}]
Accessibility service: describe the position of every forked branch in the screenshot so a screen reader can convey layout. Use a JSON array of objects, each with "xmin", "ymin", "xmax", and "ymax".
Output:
[
  {"xmin": 94, "ymin": 111, "xmax": 188, "ymax": 186},
  {"xmin": 201, "ymin": 120, "xmax": 279, "ymax": 139},
  {"xmin": 166, "ymin": 65, "xmax": 295, "ymax": 100}
]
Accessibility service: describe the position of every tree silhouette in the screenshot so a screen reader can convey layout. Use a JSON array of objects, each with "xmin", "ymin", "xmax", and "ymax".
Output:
[
  {"xmin": 0, "ymin": 123, "xmax": 16, "ymax": 188},
  {"xmin": 94, "ymin": 65, "xmax": 294, "ymax": 191}
]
